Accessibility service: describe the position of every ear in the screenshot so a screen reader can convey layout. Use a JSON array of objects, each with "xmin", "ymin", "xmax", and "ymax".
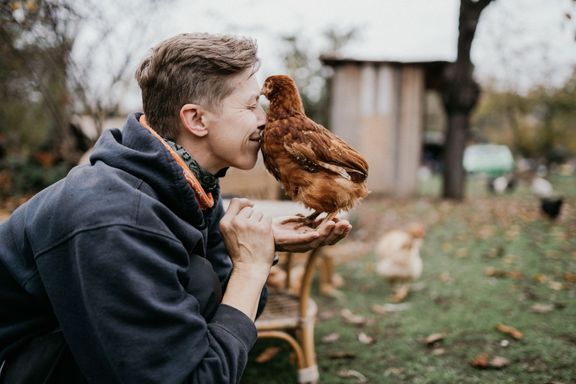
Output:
[{"xmin": 180, "ymin": 104, "xmax": 208, "ymax": 138}]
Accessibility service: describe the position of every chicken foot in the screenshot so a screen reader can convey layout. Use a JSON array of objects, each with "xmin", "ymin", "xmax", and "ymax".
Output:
[
  {"xmin": 280, "ymin": 211, "xmax": 340, "ymax": 230},
  {"xmin": 279, "ymin": 211, "xmax": 321, "ymax": 229}
]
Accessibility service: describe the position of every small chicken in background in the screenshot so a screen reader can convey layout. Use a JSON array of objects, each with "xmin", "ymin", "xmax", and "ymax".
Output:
[
  {"xmin": 375, "ymin": 224, "xmax": 425, "ymax": 302},
  {"xmin": 260, "ymin": 75, "xmax": 369, "ymax": 227},
  {"xmin": 530, "ymin": 175, "xmax": 564, "ymax": 220}
]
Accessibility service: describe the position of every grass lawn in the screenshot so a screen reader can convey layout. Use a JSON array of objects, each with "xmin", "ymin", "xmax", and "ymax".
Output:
[{"xmin": 242, "ymin": 174, "xmax": 576, "ymax": 383}]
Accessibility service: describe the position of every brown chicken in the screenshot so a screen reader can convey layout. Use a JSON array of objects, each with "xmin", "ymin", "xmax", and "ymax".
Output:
[{"xmin": 260, "ymin": 75, "xmax": 369, "ymax": 225}]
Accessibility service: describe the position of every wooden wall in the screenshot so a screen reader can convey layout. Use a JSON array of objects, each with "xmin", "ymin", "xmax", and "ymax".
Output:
[{"xmin": 329, "ymin": 63, "xmax": 425, "ymax": 196}]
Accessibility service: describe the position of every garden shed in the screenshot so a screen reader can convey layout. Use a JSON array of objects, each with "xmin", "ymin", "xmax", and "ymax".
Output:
[{"xmin": 321, "ymin": 56, "xmax": 449, "ymax": 196}]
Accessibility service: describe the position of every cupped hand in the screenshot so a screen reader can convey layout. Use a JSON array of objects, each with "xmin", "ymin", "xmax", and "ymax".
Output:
[
  {"xmin": 219, "ymin": 198, "xmax": 275, "ymax": 275},
  {"xmin": 273, "ymin": 216, "xmax": 352, "ymax": 253}
]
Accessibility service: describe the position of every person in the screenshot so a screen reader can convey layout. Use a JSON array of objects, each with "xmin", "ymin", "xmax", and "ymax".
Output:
[{"xmin": 0, "ymin": 33, "xmax": 352, "ymax": 383}]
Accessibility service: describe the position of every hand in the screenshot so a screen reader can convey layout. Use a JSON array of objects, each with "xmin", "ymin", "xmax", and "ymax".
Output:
[
  {"xmin": 219, "ymin": 198, "xmax": 275, "ymax": 277},
  {"xmin": 273, "ymin": 216, "xmax": 352, "ymax": 253}
]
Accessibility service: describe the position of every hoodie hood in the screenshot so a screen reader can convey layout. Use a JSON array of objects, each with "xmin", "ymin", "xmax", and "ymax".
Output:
[{"xmin": 90, "ymin": 113, "xmax": 219, "ymax": 225}]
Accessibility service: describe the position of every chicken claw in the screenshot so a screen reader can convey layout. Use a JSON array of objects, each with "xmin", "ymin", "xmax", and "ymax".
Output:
[{"xmin": 279, "ymin": 211, "xmax": 321, "ymax": 229}]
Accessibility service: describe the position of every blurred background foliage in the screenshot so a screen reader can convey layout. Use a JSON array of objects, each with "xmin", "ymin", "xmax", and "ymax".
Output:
[
  {"xmin": 0, "ymin": 0, "xmax": 168, "ymax": 198},
  {"xmin": 473, "ymin": 69, "xmax": 576, "ymax": 165}
]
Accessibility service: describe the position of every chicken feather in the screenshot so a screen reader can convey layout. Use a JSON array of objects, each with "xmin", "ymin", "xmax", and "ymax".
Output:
[{"xmin": 261, "ymin": 74, "xmax": 369, "ymax": 224}]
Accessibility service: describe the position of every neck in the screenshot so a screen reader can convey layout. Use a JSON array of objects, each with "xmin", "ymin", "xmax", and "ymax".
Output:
[{"xmin": 177, "ymin": 134, "xmax": 221, "ymax": 175}]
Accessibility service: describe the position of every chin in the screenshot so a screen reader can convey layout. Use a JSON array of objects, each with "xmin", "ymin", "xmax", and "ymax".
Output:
[{"xmin": 234, "ymin": 155, "xmax": 258, "ymax": 170}]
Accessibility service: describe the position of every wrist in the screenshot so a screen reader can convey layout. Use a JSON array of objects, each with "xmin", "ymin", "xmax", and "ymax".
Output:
[{"xmin": 232, "ymin": 263, "xmax": 271, "ymax": 282}]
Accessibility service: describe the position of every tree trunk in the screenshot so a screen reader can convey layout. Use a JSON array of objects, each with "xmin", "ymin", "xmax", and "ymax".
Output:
[
  {"xmin": 441, "ymin": 0, "xmax": 495, "ymax": 200},
  {"xmin": 443, "ymin": 113, "xmax": 469, "ymax": 199}
]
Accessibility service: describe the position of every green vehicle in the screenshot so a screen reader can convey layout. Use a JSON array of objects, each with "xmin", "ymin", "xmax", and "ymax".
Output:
[{"xmin": 463, "ymin": 144, "xmax": 515, "ymax": 177}]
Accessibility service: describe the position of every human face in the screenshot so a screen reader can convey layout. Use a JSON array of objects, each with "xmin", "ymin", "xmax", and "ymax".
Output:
[{"xmin": 202, "ymin": 70, "xmax": 267, "ymax": 171}]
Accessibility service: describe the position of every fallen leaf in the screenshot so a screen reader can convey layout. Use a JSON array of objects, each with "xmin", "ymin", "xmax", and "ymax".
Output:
[
  {"xmin": 255, "ymin": 346, "xmax": 281, "ymax": 363},
  {"xmin": 496, "ymin": 323, "xmax": 524, "ymax": 340},
  {"xmin": 507, "ymin": 271, "xmax": 524, "ymax": 280},
  {"xmin": 384, "ymin": 367, "xmax": 404, "ymax": 376},
  {"xmin": 318, "ymin": 309, "xmax": 337, "ymax": 321},
  {"xmin": 438, "ymin": 272, "xmax": 452, "ymax": 283},
  {"xmin": 533, "ymin": 274, "xmax": 548, "ymax": 283},
  {"xmin": 370, "ymin": 304, "xmax": 387, "ymax": 315},
  {"xmin": 424, "ymin": 333, "xmax": 445, "ymax": 346},
  {"xmin": 564, "ymin": 272, "xmax": 576, "ymax": 283},
  {"xmin": 470, "ymin": 352, "xmax": 510, "ymax": 369},
  {"xmin": 470, "ymin": 352, "xmax": 490, "ymax": 368},
  {"xmin": 489, "ymin": 356, "xmax": 511, "ymax": 368},
  {"xmin": 341, "ymin": 309, "xmax": 367, "ymax": 326},
  {"xmin": 358, "ymin": 332, "xmax": 374, "ymax": 344},
  {"xmin": 329, "ymin": 351, "xmax": 356, "ymax": 360},
  {"xmin": 548, "ymin": 281, "xmax": 564, "ymax": 291},
  {"xmin": 530, "ymin": 303, "xmax": 554, "ymax": 313},
  {"xmin": 484, "ymin": 267, "xmax": 523, "ymax": 279},
  {"xmin": 337, "ymin": 369, "xmax": 367, "ymax": 383},
  {"xmin": 485, "ymin": 267, "xmax": 508, "ymax": 278},
  {"xmin": 390, "ymin": 285, "xmax": 410, "ymax": 302},
  {"xmin": 432, "ymin": 348, "xmax": 446, "ymax": 356},
  {"xmin": 322, "ymin": 332, "xmax": 340, "ymax": 343},
  {"xmin": 370, "ymin": 303, "xmax": 411, "ymax": 314}
]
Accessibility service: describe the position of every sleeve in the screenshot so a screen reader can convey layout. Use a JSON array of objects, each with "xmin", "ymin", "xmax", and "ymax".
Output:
[
  {"xmin": 206, "ymin": 199, "xmax": 268, "ymax": 319},
  {"xmin": 35, "ymin": 224, "xmax": 257, "ymax": 384}
]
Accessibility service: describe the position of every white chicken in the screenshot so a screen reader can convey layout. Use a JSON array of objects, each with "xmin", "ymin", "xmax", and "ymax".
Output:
[
  {"xmin": 531, "ymin": 176, "xmax": 554, "ymax": 198},
  {"xmin": 375, "ymin": 224, "xmax": 425, "ymax": 301}
]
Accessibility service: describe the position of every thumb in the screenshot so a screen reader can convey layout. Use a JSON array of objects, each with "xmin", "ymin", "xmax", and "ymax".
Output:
[{"xmin": 224, "ymin": 198, "xmax": 254, "ymax": 217}]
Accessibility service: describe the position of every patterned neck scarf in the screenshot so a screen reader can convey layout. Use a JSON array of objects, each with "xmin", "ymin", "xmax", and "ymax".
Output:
[{"xmin": 164, "ymin": 140, "xmax": 219, "ymax": 193}]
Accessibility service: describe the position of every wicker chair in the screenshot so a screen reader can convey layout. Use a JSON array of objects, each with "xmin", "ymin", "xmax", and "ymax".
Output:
[{"xmin": 255, "ymin": 248, "xmax": 323, "ymax": 384}]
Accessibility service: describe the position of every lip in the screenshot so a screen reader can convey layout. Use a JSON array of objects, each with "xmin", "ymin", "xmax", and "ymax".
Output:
[{"xmin": 248, "ymin": 131, "xmax": 263, "ymax": 143}]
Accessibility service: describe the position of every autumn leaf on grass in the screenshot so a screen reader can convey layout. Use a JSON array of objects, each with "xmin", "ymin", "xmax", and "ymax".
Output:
[
  {"xmin": 530, "ymin": 303, "xmax": 554, "ymax": 313},
  {"xmin": 423, "ymin": 333, "xmax": 446, "ymax": 346},
  {"xmin": 322, "ymin": 332, "xmax": 340, "ymax": 343},
  {"xmin": 390, "ymin": 285, "xmax": 410, "ymax": 303},
  {"xmin": 470, "ymin": 352, "xmax": 511, "ymax": 369},
  {"xmin": 318, "ymin": 309, "xmax": 337, "ymax": 321},
  {"xmin": 496, "ymin": 323, "xmax": 524, "ymax": 340},
  {"xmin": 548, "ymin": 281, "xmax": 563, "ymax": 291},
  {"xmin": 370, "ymin": 303, "xmax": 411, "ymax": 315},
  {"xmin": 337, "ymin": 369, "xmax": 368, "ymax": 383},
  {"xmin": 533, "ymin": 274, "xmax": 548, "ymax": 283},
  {"xmin": 341, "ymin": 309, "xmax": 367, "ymax": 326},
  {"xmin": 358, "ymin": 332, "xmax": 374, "ymax": 344},
  {"xmin": 564, "ymin": 272, "xmax": 576, "ymax": 283},
  {"xmin": 255, "ymin": 346, "xmax": 281, "ymax": 364},
  {"xmin": 438, "ymin": 272, "xmax": 453, "ymax": 283},
  {"xmin": 484, "ymin": 267, "xmax": 508, "ymax": 278},
  {"xmin": 485, "ymin": 267, "xmax": 523, "ymax": 279}
]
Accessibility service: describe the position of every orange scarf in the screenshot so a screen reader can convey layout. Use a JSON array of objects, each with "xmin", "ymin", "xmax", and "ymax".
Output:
[{"xmin": 139, "ymin": 115, "xmax": 214, "ymax": 210}]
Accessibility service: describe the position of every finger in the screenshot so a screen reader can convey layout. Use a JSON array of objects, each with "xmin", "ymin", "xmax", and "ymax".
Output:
[
  {"xmin": 225, "ymin": 198, "xmax": 254, "ymax": 216},
  {"xmin": 262, "ymin": 215, "xmax": 272, "ymax": 228},
  {"xmin": 238, "ymin": 207, "xmax": 254, "ymax": 219},
  {"xmin": 334, "ymin": 221, "xmax": 351, "ymax": 236},
  {"xmin": 275, "ymin": 230, "xmax": 320, "ymax": 246},
  {"xmin": 328, "ymin": 223, "xmax": 350, "ymax": 244},
  {"xmin": 316, "ymin": 220, "xmax": 336, "ymax": 238},
  {"xmin": 252, "ymin": 211, "xmax": 264, "ymax": 222}
]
